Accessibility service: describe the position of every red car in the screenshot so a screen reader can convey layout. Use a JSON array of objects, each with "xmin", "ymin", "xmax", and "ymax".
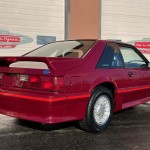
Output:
[{"xmin": 0, "ymin": 40, "xmax": 149, "ymax": 133}]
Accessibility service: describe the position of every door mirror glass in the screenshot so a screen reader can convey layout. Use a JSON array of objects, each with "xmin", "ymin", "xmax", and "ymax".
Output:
[{"xmin": 148, "ymin": 63, "xmax": 150, "ymax": 68}]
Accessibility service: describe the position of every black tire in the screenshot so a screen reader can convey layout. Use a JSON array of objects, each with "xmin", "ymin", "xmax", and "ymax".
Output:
[{"xmin": 79, "ymin": 86, "xmax": 113, "ymax": 133}]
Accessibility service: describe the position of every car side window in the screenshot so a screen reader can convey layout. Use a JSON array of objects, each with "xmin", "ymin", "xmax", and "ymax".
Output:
[
  {"xmin": 118, "ymin": 46, "xmax": 147, "ymax": 68},
  {"xmin": 97, "ymin": 42, "xmax": 124, "ymax": 68}
]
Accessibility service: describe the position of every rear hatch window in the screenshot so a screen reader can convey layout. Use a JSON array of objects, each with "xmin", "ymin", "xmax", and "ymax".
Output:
[{"xmin": 24, "ymin": 40, "xmax": 96, "ymax": 58}]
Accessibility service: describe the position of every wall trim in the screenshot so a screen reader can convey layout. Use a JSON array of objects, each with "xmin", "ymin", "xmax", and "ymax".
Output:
[{"xmin": 65, "ymin": 0, "xmax": 70, "ymax": 40}]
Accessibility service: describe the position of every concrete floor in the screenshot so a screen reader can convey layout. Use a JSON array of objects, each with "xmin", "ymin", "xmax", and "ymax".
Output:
[{"xmin": 0, "ymin": 102, "xmax": 149, "ymax": 150}]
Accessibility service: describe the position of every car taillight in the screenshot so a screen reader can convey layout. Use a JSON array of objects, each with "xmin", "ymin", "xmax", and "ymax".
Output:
[
  {"xmin": 29, "ymin": 76, "xmax": 41, "ymax": 83},
  {"xmin": 17, "ymin": 74, "xmax": 64, "ymax": 92},
  {"xmin": 53, "ymin": 77, "xmax": 64, "ymax": 90},
  {"xmin": 42, "ymin": 76, "xmax": 64, "ymax": 91},
  {"xmin": 43, "ymin": 81, "xmax": 53, "ymax": 89}
]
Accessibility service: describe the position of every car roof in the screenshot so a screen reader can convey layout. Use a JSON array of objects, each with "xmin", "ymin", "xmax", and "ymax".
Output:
[
  {"xmin": 98, "ymin": 39, "xmax": 132, "ymax": 46},
  {"xmin": 73, "ymin": 39, "xmax": 133, "ymax": 46}
]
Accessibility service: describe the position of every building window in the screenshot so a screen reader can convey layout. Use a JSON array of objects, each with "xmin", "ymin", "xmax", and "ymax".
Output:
[{"xmin": 37, "ymin": 35, "xmax": 56, "ymax": 45}]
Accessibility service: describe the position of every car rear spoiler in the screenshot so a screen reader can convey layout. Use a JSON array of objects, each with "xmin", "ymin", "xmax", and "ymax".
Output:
[{"xmin": 0, "ymin": 56, "xmax": 55, "ymax": 70}]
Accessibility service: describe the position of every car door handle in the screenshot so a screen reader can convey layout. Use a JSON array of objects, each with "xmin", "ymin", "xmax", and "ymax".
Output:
[{"xmin": 128, "ymin": 72, "xmax": 134, "ymax": 77}]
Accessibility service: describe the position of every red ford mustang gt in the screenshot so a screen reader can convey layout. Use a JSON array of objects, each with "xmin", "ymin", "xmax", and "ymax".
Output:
[{"xmin": 0, "ymin": 40, "xmax": 149, "ymax": 133}]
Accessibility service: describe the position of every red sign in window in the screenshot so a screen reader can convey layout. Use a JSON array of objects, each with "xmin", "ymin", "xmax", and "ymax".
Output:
[
  {"xmin": 0, "ymin": 45, "xmax": 16, "ymax": 48},
  {"xmin": 0, "ymin": 35, "xmax": 21, "ymax": 48},
  {"xmin": 134, "ymin": 42, "xmax": 150, "ymax": 54},
  {"xmin": 135, "ymin": 42, "xmax": 150, "ymax": 49},
  {"xmin": 0, "ymin": 35, "xmax": 20, "ymax": 42},
  {"xmin": 139, "ymin": 50, "xmax": 150, "ymax": 54}
]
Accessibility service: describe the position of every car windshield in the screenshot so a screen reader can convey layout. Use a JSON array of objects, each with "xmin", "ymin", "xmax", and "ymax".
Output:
[{"xmin": 25, "ymin": 40, "xmax": 95, "ymax": 58}]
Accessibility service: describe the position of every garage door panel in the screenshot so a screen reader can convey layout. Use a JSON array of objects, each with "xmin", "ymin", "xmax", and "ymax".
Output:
[
  {"xmin": 0, "ymin": 0, "xmax": 64, "ymax": 56},
  {"xmin": 101, "ymin": 0, "xmax": 150, "ymax": 61},
  {"xmin": 102, "ymin": 0, "xmax": 150, "ymax": 42}
]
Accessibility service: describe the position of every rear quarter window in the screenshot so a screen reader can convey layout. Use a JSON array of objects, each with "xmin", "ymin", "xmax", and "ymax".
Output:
[{"xmin": 97, "ymin": 42, "xmax": 124, "ymax": 68}]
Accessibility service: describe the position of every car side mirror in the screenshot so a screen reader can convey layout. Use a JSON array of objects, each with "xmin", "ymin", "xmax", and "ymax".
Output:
[{"xmin": 148, "ymin": 62, "xmax": 150, "ymax": 68}]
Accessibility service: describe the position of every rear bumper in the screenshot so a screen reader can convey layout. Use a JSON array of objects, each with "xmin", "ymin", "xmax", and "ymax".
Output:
[
  {"xmin": 0, "ymin": 88, "xmax": 68, "ymax": 124},
  {"xmin": 0, "ymin": 88, "xmax": 90, "ymax": 124}
]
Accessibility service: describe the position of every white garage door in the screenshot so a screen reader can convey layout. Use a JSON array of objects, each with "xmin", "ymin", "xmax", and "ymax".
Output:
[
  {"xmin": 101, "ymin": 0, "xmax": 150, "ymax": 60},
  {"xmin": 0, "ymin": 0, "xmax": 65, "ymax": 56}
]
